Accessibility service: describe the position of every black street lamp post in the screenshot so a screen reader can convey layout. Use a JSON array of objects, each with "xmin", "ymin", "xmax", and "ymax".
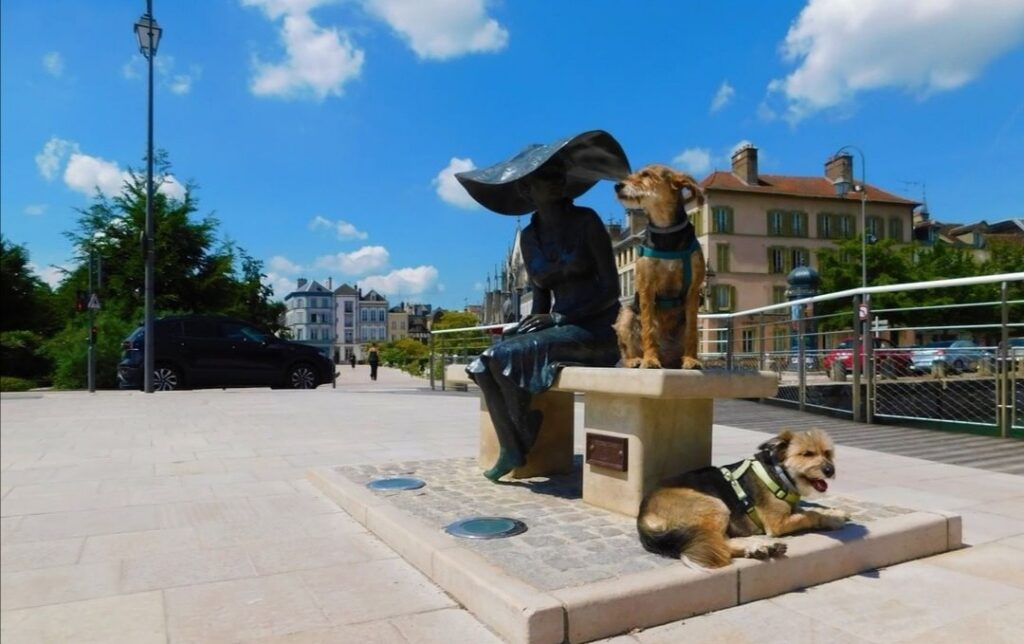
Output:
[{"xmin": 134, "ymin": 3, "xmax": 162, "ymax": 393}]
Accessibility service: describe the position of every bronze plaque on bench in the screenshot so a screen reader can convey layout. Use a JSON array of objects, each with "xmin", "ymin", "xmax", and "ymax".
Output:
[{"xmin": 586, "ymin": 433, "xmax": 628, "ymax": 471}]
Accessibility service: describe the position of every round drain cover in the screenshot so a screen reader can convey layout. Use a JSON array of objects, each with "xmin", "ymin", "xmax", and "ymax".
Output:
[
  {"xmin": 445, "ymin": 516, "xmax": 527, "ymax": 539},
  {"xmin": 366, "ymin": 477, "xmax": 426, "ymax": 491}
]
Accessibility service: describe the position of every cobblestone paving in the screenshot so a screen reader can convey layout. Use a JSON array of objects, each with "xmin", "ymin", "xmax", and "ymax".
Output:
[{"xmin": 336, "ymin": 458, "xmax": 915, "ymax": 592}]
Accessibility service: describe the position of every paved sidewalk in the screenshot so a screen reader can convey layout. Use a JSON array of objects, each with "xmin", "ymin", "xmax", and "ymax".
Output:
[{"xmin": 1, "ymin": 368, "xmax": 1022, "ymax": 642}]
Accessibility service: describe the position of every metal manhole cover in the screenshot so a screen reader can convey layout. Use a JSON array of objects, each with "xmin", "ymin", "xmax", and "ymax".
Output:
[
  {"xmin": 445, "ymin": 516, "xmax": 528, "ymax": 539},
  {"xmin": 366, "ymin": 477, "xmax": 426, "ymax": 491}
]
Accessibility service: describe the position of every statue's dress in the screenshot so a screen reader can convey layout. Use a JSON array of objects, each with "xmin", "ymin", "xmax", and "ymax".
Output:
[{"xmin": 467, "ymin": 206, "xmax": 620, "ymax": 395}]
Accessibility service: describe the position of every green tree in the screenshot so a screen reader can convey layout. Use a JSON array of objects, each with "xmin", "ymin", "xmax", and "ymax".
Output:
[
  {"xmin": 0, "ymin": 237, "xmax": 58, "ymax": 334},
  {"xmin": 45, "ymin": 154, "xmax": 287, "ymax": 388}
]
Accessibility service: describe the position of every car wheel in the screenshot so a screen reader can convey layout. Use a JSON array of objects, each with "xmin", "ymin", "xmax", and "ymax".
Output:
[
  {"xmin": 952, "ymin": 359, "xmax": 965, "ymax": 373},
  {"xmin": 153, "ymin": 364, "xmax": 182, "ymax": 391},
  {"xmin": 288, "ymin": 363, "xmax": 317, "ymax": 389}
]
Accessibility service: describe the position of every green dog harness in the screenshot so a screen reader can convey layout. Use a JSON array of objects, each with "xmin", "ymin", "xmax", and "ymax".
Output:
[
  {"xmin": 636, "ymin": 236, "xmax": 701, "ymax": 309},
  {"xmin": 719, "ymin": 458, "xmax": 801, "ymax": 530}
]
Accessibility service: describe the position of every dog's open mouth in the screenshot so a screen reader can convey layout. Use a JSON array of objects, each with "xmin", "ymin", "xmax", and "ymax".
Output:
[{"xmin": 805, "ymin": 477, "xmax": 828, "ymax": 493}]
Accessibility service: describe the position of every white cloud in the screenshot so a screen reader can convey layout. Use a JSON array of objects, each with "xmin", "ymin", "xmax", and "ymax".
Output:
[
  {"xmin": 46, "ymin": 142, "xmax": 184, "ymax": 200},
  {"xmin": 43, "ymin": 52, "xmax": 64, "ymax": 77},
  {"xmin": 35, "ymin": 137, "xmax": 80, "ymax": 180},
  {"xmin": 358, "ymin": 265, "xmax": 439, "ymax": 297},
  {"xmin": 263, "ymin": 272, "xmax": 299, "ymax": 299},
  {"xmin": 362, "ymin": 0, "xmax": 508, "ymax": 60},
  {"xmin": 309, "ymin": 215, "xmax": 369, "ymax": 240},
  {"xmin": 245, "ymin": 0, "xmax": 365, "ymax": 100},
  {"xmin": 269, "ymin": 255, "xmax": 304, "ymax": 274},
  {"xmin": 434, "ymin": 157, "xmax": 479, "ymax": 209},
  {"xmin": 123, "ymin": 55, "xmax": 202, "ymax": 95},
  {"xmin": 24, "ymin": 204, "xmax": 47, "ymax": 216},
  {"xmin": 767, "ymin": 0, "xmax": 1024, "ymax": 123},
  {"xmin": 314, "ymin": 245, "xmax": 390, "ymax": 275},
  {"xmin": 709, "ymin": 80, "xmax": 734, "ymax": 113},
  {"xmin": 672, "ymin": 148, "xmax": 712, "ymax": 175},
  {"xmin": 28, "ymin": 263, "xmax": 67, "ymax": 289},
  {"xmin": 64, "ymin": 153, "xmax": 132, "ymax": 197},
  {"xmin": 158, "ymin": 175, "xmax": 187, "ymax": 201}
]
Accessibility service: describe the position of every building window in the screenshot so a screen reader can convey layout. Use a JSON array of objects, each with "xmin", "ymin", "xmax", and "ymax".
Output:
[
  {"xmin": 711, "ymin": 206, "xmax": 734, "ymax": 233},
  {"xmin": 711, "ymin": 284, "xmax": 735, "ymax": 312},
  {"xmin": 773, "ymin": 327, "xmax": 788, "ymax": 352},
  {"xmin": 768, "ymin": 246, "xmax": 787, "ymax": 274},
  {"xmin": 768, "ymin": 210, "xmax": 808, "ymax": 237},
  {"xmin": 866, "ymin": 215, "xmax": 884, "ymax": 240},
  {"xmin": 716, "ymin": 243, "xmax": 730, "ymax": 273},
  {"xmin": 344, "ymin": 301, "xmax": 353, "ymax": 313},
  {"xmin": 772, "ymin": 286, "xmax": 788, "ymax": 304},
  {"xmin": 842, "ymin": 214, "xmax": 857, "ymax": 239},
  {"xmin": 741, "ymin": 329, "xmax": 755, "ymax": 354},
  {"xmin": 888, "ymin": 218, "xmax": 903, "ymax": 242},
  {"xmin": 817, "ymin": 213, "xmax": 834, "ymax": 239},
  {"xmin": 791, "ymin": 211, "xmax": 807, "ymax": 237},
  {"xmin": 790, "ymin": 247, "xmax": 809, "ymax": 269}
]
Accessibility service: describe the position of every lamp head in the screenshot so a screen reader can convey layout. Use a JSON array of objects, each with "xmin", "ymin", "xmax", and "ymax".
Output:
[{"xmin": 134, "ymin": 13, "xmax": 162, "ymax": 58}]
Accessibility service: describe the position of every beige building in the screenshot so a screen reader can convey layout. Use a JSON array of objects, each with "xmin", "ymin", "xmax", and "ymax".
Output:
[
  {"xmin": 614, "ymin": 144, "xmax": 918, "ymax": 354},
  {"xmin": 388, "ymin": 308, "xmax": 409, "ymax": 341}
]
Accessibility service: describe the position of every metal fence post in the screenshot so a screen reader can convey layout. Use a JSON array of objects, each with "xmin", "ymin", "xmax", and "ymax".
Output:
[
  {"xmin": 758, "ymin": 312, "xmax": 766, "ymax": 371},
  {"xmin": 852, "ymin": 294, "xmax": 862, "ymax": 422},
  {"xmin": 864, "ymin": 293, "xmax": 874, "ymax": 424},
  {"xmin": 429, "ymin": 332, "xmax": 435, "ymax": 391},
  {"xmin": 999, "ymin": 281, "xmax": 1010, "ymax": 438},
  {"xmin": 726, "ymin": 316, "xmax": 734, "ymax": 371},
  {"xmin": 798, "ymin": 308, "xmax": 807, "ymax": 412}
]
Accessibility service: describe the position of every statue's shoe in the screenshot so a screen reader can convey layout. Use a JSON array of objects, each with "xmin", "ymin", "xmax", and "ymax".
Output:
[{"xmin": 484, "ymin": 449, "xmax": 525, "ymax": 481}]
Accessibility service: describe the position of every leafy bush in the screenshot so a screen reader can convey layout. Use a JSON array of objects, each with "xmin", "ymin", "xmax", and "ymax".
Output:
[
  {"xmin": 44, "ymin": 313, "xmax": 137, "ymax": 389},
  {"xmin": 0, "ymin": 330, "xmax": 52, "ymax": 383},
  {"xmin": 0, "ymin": 376, "xmax": 36, "ymax": 392}
]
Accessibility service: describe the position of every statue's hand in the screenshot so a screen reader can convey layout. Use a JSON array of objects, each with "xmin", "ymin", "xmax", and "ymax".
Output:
[{"xmin": 518, "ymin": 314, "xmax": 556, "ymax": 334}]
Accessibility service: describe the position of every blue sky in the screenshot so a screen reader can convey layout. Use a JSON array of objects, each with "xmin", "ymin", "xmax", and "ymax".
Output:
[{"xmin": 3, "ymin": 0, "xmax": 1023, "ymax": 310}]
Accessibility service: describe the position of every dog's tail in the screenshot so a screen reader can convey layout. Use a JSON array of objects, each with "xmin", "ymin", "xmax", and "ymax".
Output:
[{"xmin": 638, "ymin": 524, "xmax": 731, "ymax": 568}]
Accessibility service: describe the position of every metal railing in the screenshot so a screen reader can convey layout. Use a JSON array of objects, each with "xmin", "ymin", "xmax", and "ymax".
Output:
[{"xmin": 431, "ymin": 272, "xmax": 1024, "ymax": 438}]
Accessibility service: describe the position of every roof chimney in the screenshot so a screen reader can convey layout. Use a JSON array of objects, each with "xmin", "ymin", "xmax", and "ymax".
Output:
[
  {"xmin": 327, "ymin": 276, "xmax": 333, "ymax": 291},
  {"xmin": 297, "ymin": 278, "xmax": 307, "ymax": 289},
  {"xmin": 731, "ymin": 144, "xmax": 759, "ymax": 185},
  {"xmin": 825, "ymin": 153, "xmax": 853, "ymax": 185}
]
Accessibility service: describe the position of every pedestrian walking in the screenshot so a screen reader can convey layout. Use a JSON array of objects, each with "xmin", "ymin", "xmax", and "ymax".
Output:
[
  {"xmin": 349, "ymin": 353, "xmax": 356, "ymax": 369},
  {"xmin": 367, "ymin": 343, "xmax": 380, "ymax": 381}
]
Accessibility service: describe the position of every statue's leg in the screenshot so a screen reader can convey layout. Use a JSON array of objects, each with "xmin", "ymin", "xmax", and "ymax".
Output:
[{"xmin": 470, "ymin": 357, "xmax": 527, "ymax": 480}]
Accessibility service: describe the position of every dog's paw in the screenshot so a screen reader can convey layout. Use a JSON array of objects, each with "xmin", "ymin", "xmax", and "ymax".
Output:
[
  {"xmin": 820, "ymin": 509, "xmax": 850, "ymax": 530},
  {"xmin": 624, "ymin": 358, "xmax": 643, "ymax": 368},
  {"xmin": 682, "ymin": 357, "xmax": 703, "ymax": 370},
  {"xmin": 640, "ymin": 356, "xmax": 663, "ymax": 369},
  {"xmin": 747, "ymin": 541, "xmax": 787, "ymax": 560}
]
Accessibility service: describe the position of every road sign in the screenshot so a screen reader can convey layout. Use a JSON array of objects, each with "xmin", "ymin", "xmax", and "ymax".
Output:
[
  {"xmin": 858, "ymin": 303, "xmax": 869, "ymax": 321},
  {"xmin": 87, "ymin": 294, "xmax": 101, "ymax": 310}
]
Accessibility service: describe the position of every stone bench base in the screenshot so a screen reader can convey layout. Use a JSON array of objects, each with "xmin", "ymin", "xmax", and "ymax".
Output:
[{"xmin": 446, "ymin": 365, "xmax": 778, "ymax": 517}]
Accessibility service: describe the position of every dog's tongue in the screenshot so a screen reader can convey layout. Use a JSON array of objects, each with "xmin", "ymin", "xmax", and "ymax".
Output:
[{"xmin": 812, "ymin": 479, "xmax": 828, "ymax": 493}]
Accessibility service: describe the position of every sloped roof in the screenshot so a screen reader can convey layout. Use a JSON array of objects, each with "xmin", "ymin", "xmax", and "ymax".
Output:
[
  {"xmin": 701, "ymin": 171, "xmax": 918, "ymax": 206},
  {"xmin": 284, "ymin": 280, "xmax": 329, "ymax": 299},
  {"xmin": 333, "ymin": 283, "xmax": 358, "ymax": 296},
  {"xmin": 362, "ymin": 289, "xmax": 387, "ymax": 303}
]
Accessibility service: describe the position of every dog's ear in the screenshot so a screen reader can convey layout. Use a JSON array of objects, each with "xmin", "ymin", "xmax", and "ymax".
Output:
[
  {"xmin": 669, "ymin": 171, "xmax": 705, "ymax": 206},
  {"xmin": 758, "ymin": 429, "xmax": 794, "ymax": 456}
]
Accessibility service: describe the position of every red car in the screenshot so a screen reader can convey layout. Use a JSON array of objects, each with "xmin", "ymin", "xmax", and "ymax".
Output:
[{"xmin": 823, "ymin": 337, "xmax": 913, "ymax": 379}]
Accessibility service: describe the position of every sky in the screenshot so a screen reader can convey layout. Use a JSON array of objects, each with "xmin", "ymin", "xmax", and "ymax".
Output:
[{"xmin": 2, "ymin": 0, "xmax": 1023, "ymax": 310}]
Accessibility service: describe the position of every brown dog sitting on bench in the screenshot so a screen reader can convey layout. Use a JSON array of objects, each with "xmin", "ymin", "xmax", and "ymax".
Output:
[{"xmin": 613, "ymin": 164, "xmax": 705, "ymax": 369}]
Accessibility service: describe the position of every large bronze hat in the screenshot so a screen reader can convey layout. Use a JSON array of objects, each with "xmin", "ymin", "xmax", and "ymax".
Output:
[{"xmin": 455, "ymin": 130, "xmax": 631, "ymax": 216}]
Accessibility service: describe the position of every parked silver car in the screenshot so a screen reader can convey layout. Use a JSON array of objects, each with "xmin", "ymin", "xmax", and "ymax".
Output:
[{"xmin": 909, "ymin": 340, "xmax": 991, "ymax": 374}]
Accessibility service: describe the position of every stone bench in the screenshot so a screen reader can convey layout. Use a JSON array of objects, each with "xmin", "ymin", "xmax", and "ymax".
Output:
[{"xmin": 444, "ymin": 365, "xmax": 778, "ymax": 516}]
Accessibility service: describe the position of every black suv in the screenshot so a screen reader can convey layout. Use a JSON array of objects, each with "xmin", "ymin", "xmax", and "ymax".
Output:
[{"xmin": 117, "ymin": 315, "xmax": 336, "ymax": 391}]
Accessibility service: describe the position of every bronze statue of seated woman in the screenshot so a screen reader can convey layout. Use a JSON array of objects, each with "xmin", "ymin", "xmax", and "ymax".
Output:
[{"xmin": 456, "ymin": 130, "xmax": 630, "ymax": 481}]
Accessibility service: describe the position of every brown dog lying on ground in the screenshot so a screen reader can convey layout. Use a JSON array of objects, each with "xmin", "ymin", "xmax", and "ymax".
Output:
[
  {"xmin": 637, "ymin": 429, "xmax": 849, "ymax": 567},
  {"xmin": 613, "ymin": 164, "xmax": 705, "ymax": 369}
]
